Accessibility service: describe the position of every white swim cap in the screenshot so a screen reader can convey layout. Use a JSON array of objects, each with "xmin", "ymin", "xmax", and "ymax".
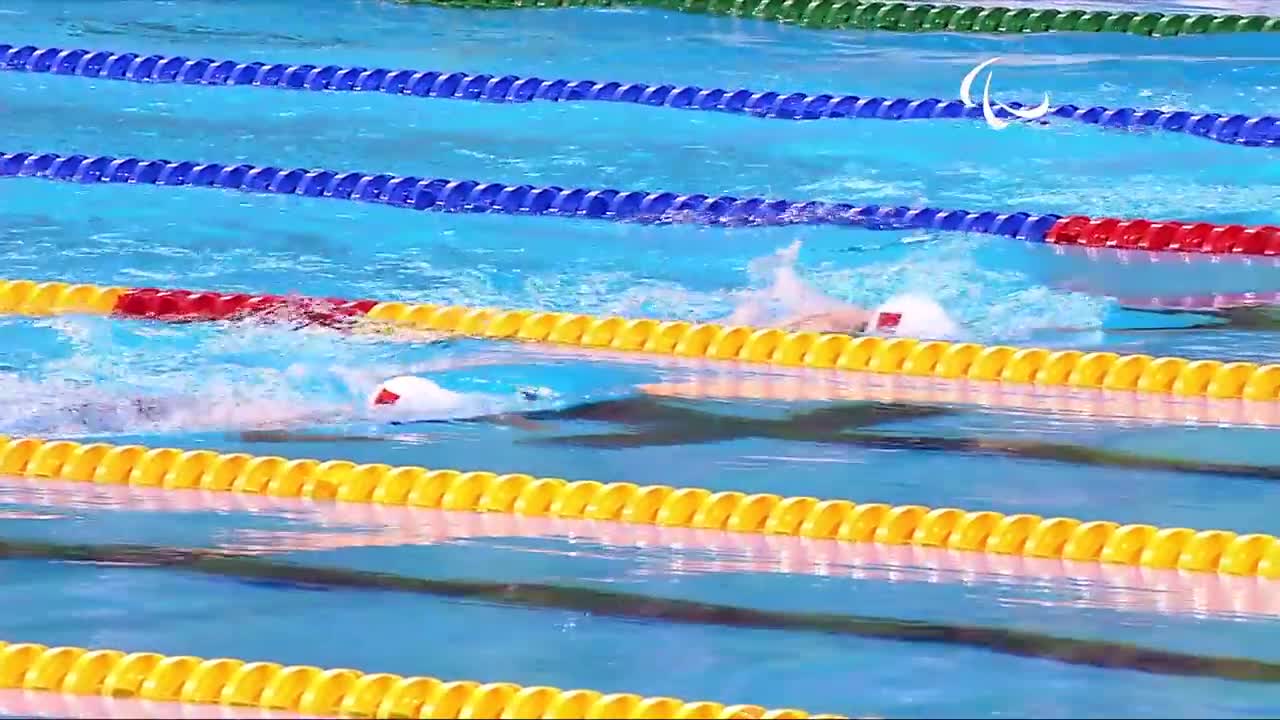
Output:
[
  {"xmin": 368, "ymin": 375, "xmax": 469, "ymax": 420},
  {"xmin": 869, "ymin": 294, "xmax": 961, "ymax": 339}
]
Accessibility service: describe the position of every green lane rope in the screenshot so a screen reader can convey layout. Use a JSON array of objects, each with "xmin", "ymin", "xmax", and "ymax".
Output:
[{"xmin": 398, "ymin": 0, "xmax": 1280, "ymax": 37}]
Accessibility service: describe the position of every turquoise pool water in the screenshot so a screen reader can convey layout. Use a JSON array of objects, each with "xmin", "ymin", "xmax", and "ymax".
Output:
[{"xmin": 1, "ymin": 0, "xmax": 1279, "ymax": 717}]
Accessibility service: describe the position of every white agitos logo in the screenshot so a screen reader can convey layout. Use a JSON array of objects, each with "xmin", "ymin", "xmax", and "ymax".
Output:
[{"xmin": 960, "ymin": 57, "xmax": 1051, "ymax": 130}]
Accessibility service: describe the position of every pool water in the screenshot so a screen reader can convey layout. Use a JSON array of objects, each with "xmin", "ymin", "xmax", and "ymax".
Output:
[{"xmin": 1, "ymin": 0, "xmax": 1279, "ymax": 717}]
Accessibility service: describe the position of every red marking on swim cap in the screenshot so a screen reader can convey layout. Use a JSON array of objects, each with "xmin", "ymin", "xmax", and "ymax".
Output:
[
  {"xmin": 373, "ymin": 388, "xmax": 401, "ymax": 406},
  {"xmin": 875, "ymin": 312, "xmax": 902, "ymax": 331}
]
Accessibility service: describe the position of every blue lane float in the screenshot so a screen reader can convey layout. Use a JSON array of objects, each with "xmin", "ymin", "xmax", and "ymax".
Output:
[
  {"xmin": 0, "ymin": 150, "xmax": 1061, "ymax": 240},
  {"xmin": 2, "ymin": 43, "xmax": 1277, "ymax": 148}
]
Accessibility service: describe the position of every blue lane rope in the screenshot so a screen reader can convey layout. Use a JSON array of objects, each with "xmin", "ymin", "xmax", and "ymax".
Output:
[
  {"xmin": 2, "ymin": 44, "xmax": 1277, "ymax": 148},
  {"xmin": 0, "ymin": 150, "xmax": 1061, "ymax": 240}
]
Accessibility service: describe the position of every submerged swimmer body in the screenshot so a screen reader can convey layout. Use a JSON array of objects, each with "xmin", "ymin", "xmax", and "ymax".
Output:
[{"xmin": 1111, "ymin": 304, "xmax": 1280, "ymax": 333}]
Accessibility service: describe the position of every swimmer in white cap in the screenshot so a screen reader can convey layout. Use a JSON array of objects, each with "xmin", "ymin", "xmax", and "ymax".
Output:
[
  {"xmin": 722, "ymin": 240, "xmax": 961, "ymax": 339},
  {"xmin": 364, "ymin": 374, "xmax": 548, "ymax": 429},
  {"xmin": 277, "ymin": 372, "xmax": 1280, "ymax": 481}
]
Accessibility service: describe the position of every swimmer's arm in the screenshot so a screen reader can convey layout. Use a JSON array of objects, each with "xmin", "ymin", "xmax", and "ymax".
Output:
[
  {"xmin": 490, "ymin": 414, "xmax": 543, "ymax": 431},
  {"xmin": 777, "ymin": 308, "xmax": 872, "ymax": 334},
  {"xmin": 721, "ymin": 300, "xmax": 772, "ymax": 327}
]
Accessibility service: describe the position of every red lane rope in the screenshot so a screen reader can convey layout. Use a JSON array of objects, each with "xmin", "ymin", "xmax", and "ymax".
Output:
[
  {"xmin": 1045, "ymin": 216, "xmax": 1280, "ymax": 255},
  {"xmin": 111, "ymin": 287, "xmax": 378, "ymax": 324}
]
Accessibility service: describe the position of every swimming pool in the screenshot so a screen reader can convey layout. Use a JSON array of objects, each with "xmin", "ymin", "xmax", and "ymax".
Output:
[{"xmin": 1, "ymin": 0, "xmax": 1279, "ymax": 716}]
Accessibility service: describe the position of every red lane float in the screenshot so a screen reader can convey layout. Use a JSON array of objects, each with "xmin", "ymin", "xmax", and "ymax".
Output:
[
  {"xmin": 112, "ymin": 287, "xmax": 379, "ymax": 325},
  {"xmin": 1046, "ymin": 216, "xmax": 1280, "ymax": 255}
]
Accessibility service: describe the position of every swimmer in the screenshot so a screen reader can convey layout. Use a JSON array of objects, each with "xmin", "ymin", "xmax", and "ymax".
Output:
[
  {"xmin": 734, "ymin": 241, "xmax": 1279, "ymax": 337},
  {"xmin": 358, "ymin": 373, "xmax": 550, "ymax": 431},
  {"xmin": 721, "ymin": 240, "xmax": 961, "ymax": 338},
  {"xmin": 1110, "ymin": 304, "xmax": 1280, "ymax": 333},
  {"xmin": 252, "ymin": 374, "xmax": 1280, "ymax": 481}
]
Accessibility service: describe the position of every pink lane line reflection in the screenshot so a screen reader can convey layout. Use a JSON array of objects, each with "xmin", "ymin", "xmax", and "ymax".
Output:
[
  {"xmin": 1, "ymin": 476, "xmax": 1277, "ymax": 620},
  {"xmin": 1116, "ymin": 290, "xmax": 1280, "ymax": 312},
  {"xmin": 0, "ymin": 688, "xmax": 306, "ymax": 719}
]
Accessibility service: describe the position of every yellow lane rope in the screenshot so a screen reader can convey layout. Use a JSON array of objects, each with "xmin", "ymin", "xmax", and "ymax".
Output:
[{"xmin": 0, "ymin": 641, "xmax": 842, "ymax": 718}]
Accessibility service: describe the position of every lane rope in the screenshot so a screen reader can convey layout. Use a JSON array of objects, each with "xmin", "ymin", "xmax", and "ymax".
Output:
[
  {"xmin": 3, "ymin": 150, "xmax": 1278, "ymax": 256},
  {"xmin": 1043, "ymin": 215, "xmax": 1280, "ymax": 254},
  {"xmin": 2, "ymin": 435, "xmax": 1280, "ymax": 578},
  {"xmin": 0, "ymin": 641, "xmax": 841, "ymax": 718},
  {"xmin": 6, "ymin": 477, "xmax": 1275, "ymax": 620},
  {"xmin": 1, "ymin": 278, "xmax": 1278, "ymax": 401},
  {"xmin": 399, "ymin": 0, "xmax": 1280, "ymax": 38},
  {"xmin": 4, "ymin": 44, "xmax": 1277, "ymax": 150}
]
